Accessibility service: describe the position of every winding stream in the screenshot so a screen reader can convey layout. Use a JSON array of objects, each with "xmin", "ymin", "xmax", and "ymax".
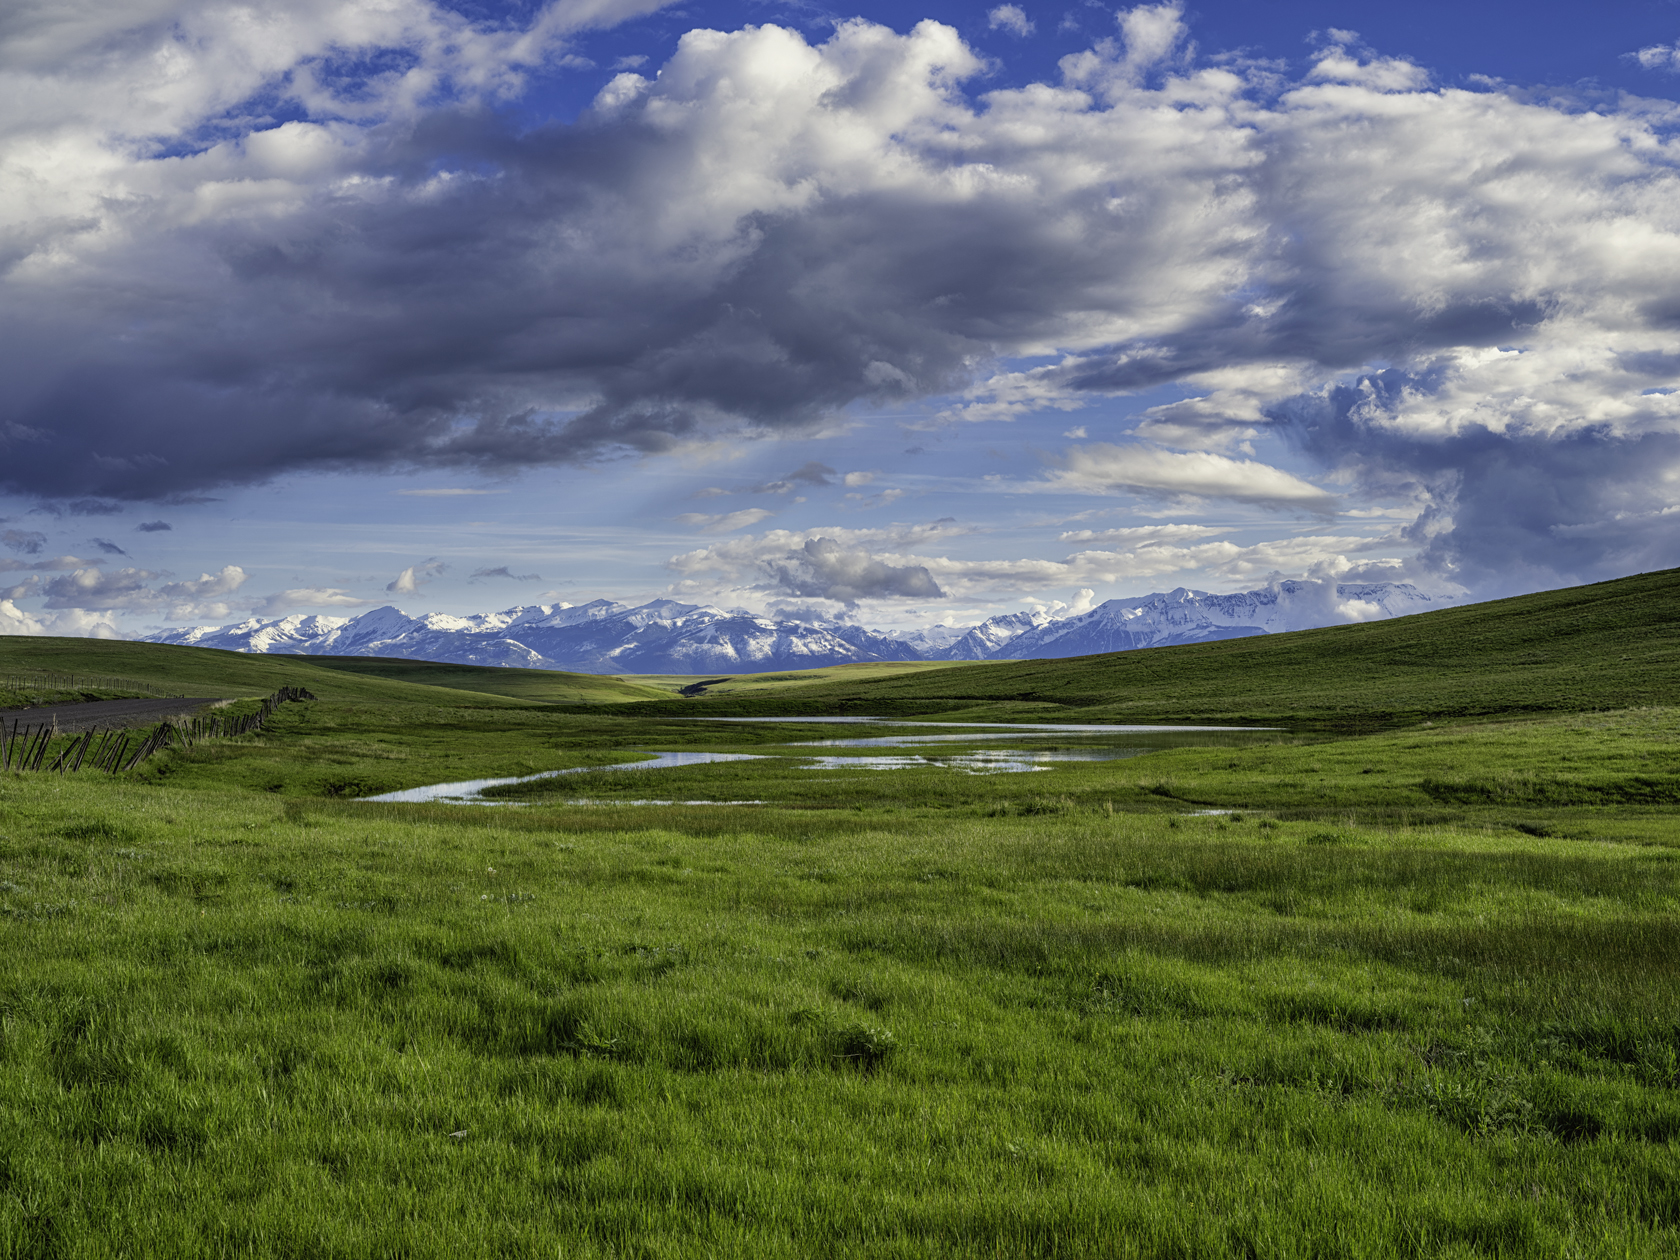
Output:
[{"xmin": 359, "ymin": 717, "xmax": 1269, "ymax": 805}]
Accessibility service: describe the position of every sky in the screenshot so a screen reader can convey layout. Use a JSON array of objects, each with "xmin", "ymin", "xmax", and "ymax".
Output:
[{"xmin": 5, "ymin": 0, "xmax": 1680, "ymax": 638}]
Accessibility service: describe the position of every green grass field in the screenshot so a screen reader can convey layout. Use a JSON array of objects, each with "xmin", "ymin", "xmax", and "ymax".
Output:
[
  {"xmin": 4, "ymin": 571, "xmax": 1680, "ymax": 1256},
  {"xmin": 604, "ymin": 567, "xmax": 1680, "ymax": 729}
]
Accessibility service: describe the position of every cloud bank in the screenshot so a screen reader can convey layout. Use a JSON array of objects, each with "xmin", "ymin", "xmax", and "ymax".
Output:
[
  {"xmin": 2, "ymin": 3, "xmax": 1680, "ymax": 593},
  {"xmin": 668, "ymin": 517, "xmax": 1410, "ymax": 615}
]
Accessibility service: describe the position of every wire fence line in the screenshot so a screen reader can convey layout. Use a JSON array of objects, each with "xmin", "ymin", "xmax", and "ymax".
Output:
[
  {"xmin": 1, "ymin": 669, "xmax": 181, "ymax": 700},
  {"xmin": 0, "ymin": 686, "xmax": 317, "ymax": 776}
]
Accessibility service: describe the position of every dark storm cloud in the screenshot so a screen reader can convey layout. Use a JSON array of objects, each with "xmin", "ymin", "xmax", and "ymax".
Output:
[
  {"xmin": 469, "ymin": 566, "xmax": 542, "ymax": 581},
  {"xmin": 1272, "ymin": 373, "xmax": 1680, "ymax": 595},
  {"xmin": 762, "ymin": 537, "xmax": 944, "ymax": 603},
  {"xmin": 89, "ymin": 538, "xmax": 129, "ymax": 556},
  {"xmin": 2, "ymin": 530, "xmax": 46, "ymax": 555},
  {"xmin": 135, "ymin": 520, "xmax": 173, "ymax": 532}
]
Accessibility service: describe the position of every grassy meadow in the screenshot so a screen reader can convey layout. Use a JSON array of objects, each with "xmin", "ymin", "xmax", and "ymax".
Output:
[{"xmin": 4, "ymin": 570, "xmax": 1680, "ymax": 1256}]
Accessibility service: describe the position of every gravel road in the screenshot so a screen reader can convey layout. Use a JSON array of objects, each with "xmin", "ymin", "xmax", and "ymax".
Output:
[{"xmin": 0, "ymin": 697, "xmax": 226, "ymax": 734}]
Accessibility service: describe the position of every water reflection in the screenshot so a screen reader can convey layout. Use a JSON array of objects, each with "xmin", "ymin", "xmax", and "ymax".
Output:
[
  {"xmin": 360, "ymin": 717, "xmax": 1268, "ymax": 806},
  {"xmin": 806, "ymin": 749, "xmax": 1144, "ymax": 774},
  {"xmin": 360, "ymin": 751, "xmax": 769, "ymax": 804}
]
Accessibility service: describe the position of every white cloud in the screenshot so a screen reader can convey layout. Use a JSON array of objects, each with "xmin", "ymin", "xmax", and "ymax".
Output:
[
  {"xmin": 253, "ymin": 587, "xmax": 377, "ymax": 614},
  {"xmin": 1056, "ymin": 523, "xmax": 1223, "ymax": 545},
  {"xmin": 1631, "ymin": 44, "xmax": 1680, "ymax": 73},
  {"xmin": 0, "ymin": 599, "xmax": 46, "ymax": 635},
  {"xmin": 988, "ymin": 6, "xmax": 1034, "ymax": 38},
  {"xmin": 1041, "ymin": 444, "xmax": 1338, "ymax": 511},
  {"xmin": 0, "ymin": 601, "xmax": 123, "ymax": 638},
  {"xmin": 387, "ymin": 559, "xmax": 447, "ymax": 593},
  {"xmin": 667, "ymin": 518, "xmax": 1403, "ymax": 613},
  {"xmin": 1129, "ymin": 364, "xmax": 1312, "ymax": 451},
  {"xmin": 37, "ymin": 563, "xmax": 247, "ymax": 619},
  {"xmin": 674, "ymin": 508, "xmax": 775, "ymax": 534}
]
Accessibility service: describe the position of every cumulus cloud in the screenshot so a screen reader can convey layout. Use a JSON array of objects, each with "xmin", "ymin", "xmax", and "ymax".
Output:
[
  {"xmin": 387, "ymin": 559, "xmax": 448, "ymax": 593},
  {"xmin": 1631, "ymin": 44, "xmax": 1680, "ymax": 73},
  {"xmin": 0, "ymin": 599, "xmax": 45, "ymax": 635},
  {"xmin": 670, "ymin": 520, "xmax": 965, "ymax": 605},
  {"xmin": 4, "ymin": 3, "xmax": 1680, "ymax": 591},
  {"xmin": 764, "ymin": 539, "xmax": 945, "ymax": 602},
  {"xmin": 668, "ymin": 518, "xmax": 1404, "ymax": 611},
  {"xmin": 39, "ymin": 564, "xmax": 247, "ymax": 618},
  {"xmin": 988, "ymin": 6, "xmax": 1034, "ymax": 38},
  {"xmin": 0, "ymin": 600, "xmax": 122, "ymax": 638}
]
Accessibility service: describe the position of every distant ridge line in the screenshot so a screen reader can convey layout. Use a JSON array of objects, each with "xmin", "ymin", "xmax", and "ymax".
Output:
[{"xmin": 141, "ymin": 580, "xmax": 1440, "ymax": 676}]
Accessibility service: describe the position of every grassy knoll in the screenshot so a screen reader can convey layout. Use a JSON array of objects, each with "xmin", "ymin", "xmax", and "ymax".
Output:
[{"xmin": 300, "ymin": 656, "xmax": 671, "ymax": 705}]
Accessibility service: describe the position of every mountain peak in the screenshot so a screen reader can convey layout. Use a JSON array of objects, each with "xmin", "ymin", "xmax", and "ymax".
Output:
[{"xmin": 139, "ymin": 581, "xmax": 1441, "ymax": 673}]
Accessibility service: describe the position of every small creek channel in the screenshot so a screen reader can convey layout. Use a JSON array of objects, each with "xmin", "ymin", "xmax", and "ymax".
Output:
[{"xmin": 359, "ymin": 717, "xmax": 1269, "ymax": 806}]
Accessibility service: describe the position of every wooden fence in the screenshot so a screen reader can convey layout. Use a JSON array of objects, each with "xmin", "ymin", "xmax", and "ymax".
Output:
[
  {"xmin": 1, "ymin": 669, "xmax": 177, "ymax": 699},
  {"xmin": 0, "ymin": 686, "xmax": 316, "ymax": 776}
]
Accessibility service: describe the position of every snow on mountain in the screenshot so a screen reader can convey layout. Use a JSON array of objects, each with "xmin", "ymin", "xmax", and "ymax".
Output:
[
  {"xmin": 982, "ymin": 582, "xmax": 1437, "ymax": 660},
  {"xmin": 934, "ymin": 610, "xmax": 1057, "ymax": 661},
  {"xmin": 141, "ymin": 581, "xmax": 1441, "ymax": 674}
]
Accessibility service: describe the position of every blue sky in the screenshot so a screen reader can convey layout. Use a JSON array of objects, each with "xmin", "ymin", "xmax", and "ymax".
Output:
[{"xmin": 5, "ymin": 0, "xmax": 1680, "ymax": 637}]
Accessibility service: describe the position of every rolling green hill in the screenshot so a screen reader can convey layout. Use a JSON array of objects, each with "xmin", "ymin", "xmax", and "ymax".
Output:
[
  {"xmin": 298, "ymin": 655, "xmax": 670, "ymax": 704},
  {"xmin": 0, "ymin": 637, "xmax": 537, "ymax": 709},
  {"xmin": 9, "ymin": 566, "xmax": 1680, "ymax": 725},
  {"xmin": 647, "ymin": 567, "xmax": 1680, "ymax": 726},
  {"xmin": 0, "ymin": 640, "xmax": 673, "ymax": 708}
]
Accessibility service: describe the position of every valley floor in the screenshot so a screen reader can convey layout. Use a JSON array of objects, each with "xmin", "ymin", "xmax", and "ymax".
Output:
[{"xmin": 1, "ymin": 701, "xmax": 1677, "ymax": 1256}]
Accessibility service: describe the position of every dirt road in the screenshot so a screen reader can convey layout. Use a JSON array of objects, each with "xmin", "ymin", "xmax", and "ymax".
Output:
[{"xmin": 0, "ymin": 697, "xmax": 226, "ymax": 734}]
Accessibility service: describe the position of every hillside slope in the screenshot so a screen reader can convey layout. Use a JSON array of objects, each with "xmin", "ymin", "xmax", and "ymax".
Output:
[
  {"xmin": 298, "ymin": 656, "xmax": 671, "ymax": 703},
  {"xmin": 651, "ymin": 568, "xmax": 1680, "ymax": 726},
  {"xmin": 0, "ymin": 637, "xmax": 589, "ymax": 708}
]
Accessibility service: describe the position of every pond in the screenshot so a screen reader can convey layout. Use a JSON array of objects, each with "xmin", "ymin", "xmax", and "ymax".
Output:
[{"xmin": 358, "ymin": 717, "xmax": 1271, "ymax": 806}]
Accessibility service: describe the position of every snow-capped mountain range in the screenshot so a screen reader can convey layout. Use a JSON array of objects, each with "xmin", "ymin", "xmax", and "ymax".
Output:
[{"xmin": 141, "ymin": 581, "xmax": 1441, "ymax": 675}]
